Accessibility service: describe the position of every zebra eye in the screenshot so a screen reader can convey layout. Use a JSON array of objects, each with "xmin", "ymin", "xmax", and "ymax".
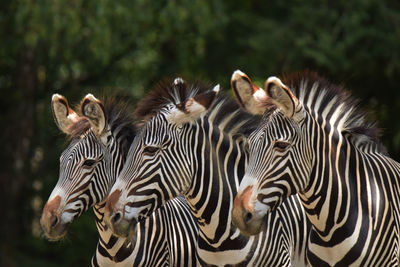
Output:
[
  {"xmin": 274, "ymin": 141, "xmax": 290, "ymax": 152},
  {"xmin": 82, "ymin": 159, "xmax": 97, "ymax": 167},
  {"xmin": 143, "ymin": 146, "xmax": 159, "ymax": 155}
]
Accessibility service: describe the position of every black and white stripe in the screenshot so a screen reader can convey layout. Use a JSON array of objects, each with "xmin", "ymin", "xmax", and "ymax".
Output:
[
  {"xmin": 45, "ymin": 97, "xmax": 198, "ymax": 266},
  {"xmin": 107, "ymin": 81, "xmax": 311, "ymax": 266},
  {"xmin": 234, "ymin": 72, "xmax": 400, "ymax": 266}
]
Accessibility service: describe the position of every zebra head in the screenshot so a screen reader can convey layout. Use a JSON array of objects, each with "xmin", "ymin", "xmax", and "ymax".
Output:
[
  {"xmin": 104, "ymin": 78, "xmax": 219, "ymax": 238},
  {"xmin": 41, "ymin": 94, "xmax": 134, "ymax": 240},
  {"xmin": 231, "ymin": 71, "xmax": 314, "ymax": 236}
]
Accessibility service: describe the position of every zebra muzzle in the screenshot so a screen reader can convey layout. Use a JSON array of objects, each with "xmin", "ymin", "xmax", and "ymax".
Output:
[
  {"xmin": 232, "ymin": 186, "xmax": 264, "ymax": 236},
  {"xmin": 104, "ymin": 190, "xmax": 139, "ymax": 239},
  {"xmin": 110, "ymin": 213, "xmax": 137, "ymax": 239},
  {"xmin": 40, "ymin": 195, "xmax": 69, "ymax": 240}
]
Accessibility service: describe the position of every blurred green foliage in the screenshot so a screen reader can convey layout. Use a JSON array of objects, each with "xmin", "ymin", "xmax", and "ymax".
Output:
[{"xmin": 1, "ymin": 0, "xmax": 399, "ymax": 266}]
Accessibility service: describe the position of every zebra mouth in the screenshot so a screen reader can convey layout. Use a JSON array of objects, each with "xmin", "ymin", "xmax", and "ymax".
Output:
[
  {"xmin": 42, "ymin": 222, "xmax": 70, "ymax": 241},
  {"xmin": 236, "ymin": 214, "xmax": 267, "ymax": 237},
  {"xmin": 112, "ymin": 217, "xmax": 137, "ymax": 239}
]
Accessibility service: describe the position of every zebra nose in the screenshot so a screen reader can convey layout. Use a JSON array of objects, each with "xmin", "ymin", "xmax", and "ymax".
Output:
[
  {"xmin": 244, "ymin": 211, "xmax": 253, "ymax": 223},
  {"xmin": 105, "ymin": 189, "xmax": 122, "ymax": 215},
  {"xmin": 110, "ymin": 211, "xmax": 123, "ymax": 226},
  {"xmin": 232, "ymin": 186, "xmax": 255, "ymax": 229},
  {"xmin": 50, "ymin": 214, "xmax": 59, "ymax": 228},
  {"xmin": 41, "ymin": 195, "xmax": 62, "ymax": 232}
]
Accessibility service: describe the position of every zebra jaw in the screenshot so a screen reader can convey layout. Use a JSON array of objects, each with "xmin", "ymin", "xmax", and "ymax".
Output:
[
  {"xmin": 42, "ymin": 222, "xmax": 70, "ymax": 241},
  {"xmin": 109, "ymin": 215, "xmax": 137, "ymax": 239}
]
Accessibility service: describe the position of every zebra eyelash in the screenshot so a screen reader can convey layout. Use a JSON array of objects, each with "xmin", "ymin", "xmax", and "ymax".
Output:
[
  {"xmin": 143, "ymin": 146, "xmax": 160, "ymax": 155},
  {"xmin": 82, "ymin": 155, "xmax": 104, "ymax": 168},
  {"xmin": 142, "ymin": 135, "xmax": 171, "ymax": 155},
  {"xmin": 82, "ymin": 159, "xmax": 97, "ymax": 167},
  {"xmin": 273, "ymin": 140, "xmax": 291, "ymax": 152}
]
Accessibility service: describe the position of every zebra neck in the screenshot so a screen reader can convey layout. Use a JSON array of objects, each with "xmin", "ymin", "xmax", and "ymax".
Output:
[
  {"xmin": 300, "ymin": 129, "xmax": 391, "ymax": 235},
  {"xmin": 299, "ymin": 130, "xmax": 352, "ymax": 233},
  {"xmin": 108, "ymin": 137, "xmax": 126, "ymax": 184},
  {"xmin": 91, "ymin": 133, "xmax": 135, "ymax": 263},
  {"xmin": 183, "ymin": 128, "xmax": 296, "ymax": 266},
  {"xmin": 296, "ymin": 121, "xmax": 400, "ymax": 265},
  {"xmin": 186, "ymin": 126, "xmax": 249, "ymax": 247}
]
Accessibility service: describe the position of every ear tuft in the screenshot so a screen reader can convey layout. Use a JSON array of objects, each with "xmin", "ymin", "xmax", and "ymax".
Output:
[
  {"xmin": 265, "ymin": 77, "xmax": 297, "ymax": 117},
  {"xmin": 83, "ymin": 93, "xmax": 99, "ymax": 103},
  {"xmin": 166, "ymin": 85, "xmax": 219, "ymax": 125},
  {"xmin": 52, "ymin": 94, "xmax": 64, "ymax": 104},
  {"xmin": 231, "ymin": 70, "xmax": 249, "ymax": 86},
  {"xmin": 230, "ymin": 70, "xmax": 267, "ymax": 115},
  {"xmin": 172, "ymin": 77, "xmax": 187, "ymax": 99},
  {"xmin": 212, "ymin": 84, "xmax": 220, "ymax": 93},
  {"xmin": 51, "ymin": 94, "xmax": 79, "ymax": 134},
  {"xmin": 185, "ymin": 98, "xmax": 206, "ymax": 115},
  {"xmin": 174, "ymin": 77, "xmax": 185, "ymax": 85},
  {"xmin": 81, "ymin": 94, "xmax": 107, "ymax": 136},
  {"xmin": 192, "ymin": 85, "xmax": 219, "ymax": 110}
]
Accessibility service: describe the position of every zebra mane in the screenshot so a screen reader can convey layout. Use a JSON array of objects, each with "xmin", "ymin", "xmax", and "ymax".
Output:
[
  {"xmin": 269, "ymin": 71, "xmax": 385, "ymax": 153},
  {"xmin": 135, "ymin": 79, "xmax": 211, "ymax": 119},
  {"xmin": 135, "ymin": 79, "xmax": 258, "ymax": 137},
  {"xmin": 207, "ymin": 93, "xmax": 259, "ymax": 137},
  {"xmin": 68, "ymin": 97, "xmax": 137, "ymax": 151}
]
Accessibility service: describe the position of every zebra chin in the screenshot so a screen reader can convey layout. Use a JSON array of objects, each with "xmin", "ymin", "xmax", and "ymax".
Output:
[
  {"xmin": 40, "ymin": 210, "xmax": 72, "ymax": 241},
  {"xmin": 109, "ymin": 215, "xmax": 138, "ymax": 239},
  {"xmin": 41, "ymin": 222, "xmax": 70, "ymax": 241}
]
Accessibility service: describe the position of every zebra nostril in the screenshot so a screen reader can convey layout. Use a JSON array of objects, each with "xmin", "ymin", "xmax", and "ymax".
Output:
[
  {"xmin": 111, "ymin": 211, "xmax": 122, "ymax": 225},
  {"xmin": 244, "ymin": 211, "xmax": 253, "ymax": 223},
  {"xmin": 50, "ymin": 215, "xmax": 59, "ymax": 228}
]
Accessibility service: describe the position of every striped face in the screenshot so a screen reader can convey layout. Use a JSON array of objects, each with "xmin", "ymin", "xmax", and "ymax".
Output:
[
  {"xmin": 234, "ymin": 111, "xmax": 313, "ymax": 234},
  {"xmin": 105, "ymin": 109, "xmax": 193, "ymax": 237},
  {"xmin": 41, "ymin": 94, "xmax": 113, "ymax": 240},
  {"xmin": 231, "ymin": 71, "xmax": 314, "ymax": 235},
  {"xmin": 41, "ymin": 130, "xmax": 111, "ymax": 240},
  {"xmin": 105, "ymin": 81, "xmax": 219, "ymax": 238}
]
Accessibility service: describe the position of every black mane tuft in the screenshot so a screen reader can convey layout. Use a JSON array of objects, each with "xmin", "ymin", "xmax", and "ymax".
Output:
[
  {"xmin": 135, "ymin": 79, "xmax": 214, "ymax": 120},
  {"xmin": 135, "ymin": 79, "xmax": 259, "ymax": 138}
]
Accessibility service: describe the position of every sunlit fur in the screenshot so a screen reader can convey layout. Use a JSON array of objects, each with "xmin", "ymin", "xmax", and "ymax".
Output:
[
  {"xmin": 108, "ymin": 81, "xmax": 311, "ymax": 266},
  {"xmin": 240, "ymin": 72, "xmax": 400, "ymax": 266},
  {"xmin": 42, "ymin": 97, "xmax": 198, "ymax": 266}
]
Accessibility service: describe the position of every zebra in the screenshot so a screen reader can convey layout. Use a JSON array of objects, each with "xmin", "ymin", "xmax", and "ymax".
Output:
[
  {"xmin": 40, "ymin": 93, "xmax": 198, "ymax": 266},
  {"xmin": 103, "ymin": 78, "xmax": 311, "ymax": 266},
  {"xmin": 230, "ymin": 70, "xmax": 400, "ymax": 266}
]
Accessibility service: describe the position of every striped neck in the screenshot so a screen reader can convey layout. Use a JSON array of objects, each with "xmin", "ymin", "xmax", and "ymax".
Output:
[
  {"xmin": 91, "ymin": 131, "xmax": 135, "ymax": 263},
  {"xmin": 185, "ymin": 117, "xmax": 253, "ymax": 247}
]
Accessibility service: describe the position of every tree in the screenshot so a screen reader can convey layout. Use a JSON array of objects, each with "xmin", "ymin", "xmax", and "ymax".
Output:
[{"xmin": 1, "ymin": 0, "xmax": 399, "ymax": 265}]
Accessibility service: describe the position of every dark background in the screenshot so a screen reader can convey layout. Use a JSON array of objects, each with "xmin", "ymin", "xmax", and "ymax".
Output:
[{"xmin": 1, "ymin": 0, "xmax": 400, "ymax": 266}]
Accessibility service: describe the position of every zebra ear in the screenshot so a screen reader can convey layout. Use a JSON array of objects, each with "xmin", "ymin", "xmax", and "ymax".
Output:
[
  {"xmin": 231, "ymin": 70, "xmax": 268, "ymax": 115},
  {"xmin": 51, "ymin": 94, "xmax": 79, "ymax": 134},
  {"xmin": 265, "ymin": 77, "xmax": 298, "ymax": 118},
  {"xmin": 167, "ymin": 84, "xmax": 220, "ymax": 125},
  {"xmin": 81, "ymin": 94, "xmax": 108, "ymax": 137}
]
